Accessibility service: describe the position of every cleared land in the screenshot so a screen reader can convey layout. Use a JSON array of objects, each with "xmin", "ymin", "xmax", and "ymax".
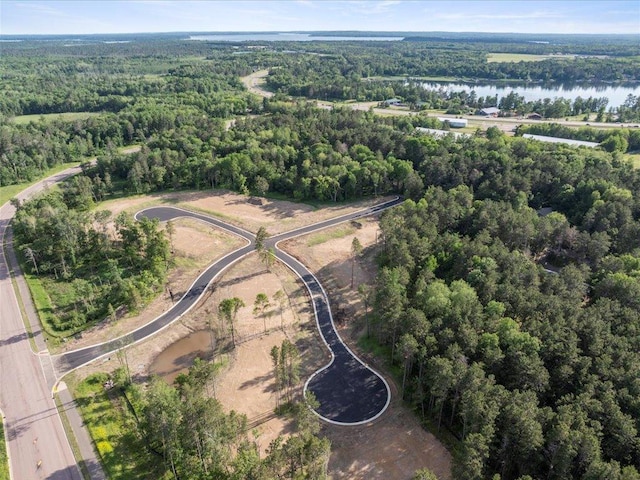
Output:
[
  {"xmin": 9, "ymin": 111, "xmax": 101, "ymax": 124},
  {"xmin": 283, "ymin": 219, "xmax": 452, "ymax": 479},
  {"xmin": 487, "ymin": 53, "xmax": 572, "ymax": 62},
  {"xmin": 69, "ymin": 190, "xmax": 451, "ymax": 479}
]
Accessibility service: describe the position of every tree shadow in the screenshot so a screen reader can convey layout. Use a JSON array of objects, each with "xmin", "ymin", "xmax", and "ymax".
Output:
[
  {"xmin": 33, "ymin": 465, "xmax": 82, "ymax": 480},
  {"xmin": 0, "ymin": 330, "xmax": 30, "ymax": 347},
  {"xmin": 239, "ymin": 373, "xmax": 276, "ymax": 392},
  {"xmin": 215, "ymin": 269, "xmax": 265, "ymax": 290},
  {"xmin": 224, "ymin": 195, "xmax": 316, "ymax": 221}
]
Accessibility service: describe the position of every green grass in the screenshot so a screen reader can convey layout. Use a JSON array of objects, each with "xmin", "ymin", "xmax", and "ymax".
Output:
[
  {"xmin": 73, "ymin": 373, "xmax": 165, "ymax": 480},
  {"xmin": 0, "ymin": 420, "xmax": 9, "ymax": 480},
  {"xmin": 21, "ymin": 271, "xmax": 68, "ymax": 344},
  {"xmin": 625, "ymin": 152, "xmax": 640, "ymax": 169},
  {"xmin": 306, "ymin": 224, "xmax": 357, "ymax": 246},
  {"xmin": 487, "ymin": 53, "xmax": 561, "ymax": 63},
  {"xmin": 9, "ymin": 112, "xmax": 101, "ymax": 125},
  {"xmin": 0, "ymin": 161, "xmax": 80, "ymax": 207}
]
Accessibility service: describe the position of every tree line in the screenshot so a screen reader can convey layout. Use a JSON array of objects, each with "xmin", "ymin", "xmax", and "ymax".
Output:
[
  {"xmin": 12, "ymin": 191, "xmax": 170, "ymax": 333},
  {"xmin": 368, "ymin": 130, "xmax": 640, "ymax": 479}
]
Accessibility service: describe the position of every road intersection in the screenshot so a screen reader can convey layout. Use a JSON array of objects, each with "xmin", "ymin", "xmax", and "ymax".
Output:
[
  {"xmin": 1, "ymin": 168, "xmax": 401, "ymax": 477},
  {"xmin": 0, "ymin": 168, "xmax": 87, "ymax": 480}
]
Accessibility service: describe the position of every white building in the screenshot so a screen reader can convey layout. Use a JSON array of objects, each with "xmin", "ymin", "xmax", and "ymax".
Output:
[
  {"xmin": 416, "ymin": 127, "xmax": 470, "ymax": 139},
  {"xmin": 522, "ymin": 134, "xmax": 599, "ymax": 148},
  {"xmin": 438, "ymin": 117, "xmax": 468, "ymax": 128}
]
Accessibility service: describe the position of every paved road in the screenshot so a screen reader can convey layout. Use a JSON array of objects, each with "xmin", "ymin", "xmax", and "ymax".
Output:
[
  {"xmin": 1, "ymin": 169, "xmax": 85, "ymax": 480},
  {"xmin": 53, "ymin": 207, "xmax": 254, "ymax": 373},
  {"xmin": 57, "ymin": 197, "xmax": 402, "ymax": 425},
  {"xmin": 268, "ymin": 198, "xmax": 402, "ymax": 424}
]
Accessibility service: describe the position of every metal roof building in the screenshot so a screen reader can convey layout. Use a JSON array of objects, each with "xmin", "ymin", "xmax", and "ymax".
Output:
[
  {"xmin": 522, "ymin": 134, "xmax": 599, "ymax": 148},
  {"xmin": 416, "ymin": 127, "xmax": 471, "ymax": 139},
  {"xmin": 438, "ymin": 117, "xmax": 468, "ymax": 128}
]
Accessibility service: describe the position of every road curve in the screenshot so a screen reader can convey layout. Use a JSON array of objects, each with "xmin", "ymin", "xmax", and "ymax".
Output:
[
  {"xmin": 55, "ymin": 197, "xmax": 402, "ymax": 425},
  {"xmin": 268, "ymin": 198, "xmax": 402, "ymax": 424},
  {"xmin": 53, "ymin": 207, "xmax": 254, "ymax": 373}
]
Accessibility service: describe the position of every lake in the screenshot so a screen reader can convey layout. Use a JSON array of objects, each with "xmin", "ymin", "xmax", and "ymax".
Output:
[
  {"xmin": 189, "ymin": 33, "xmax": 404, "ymax": 42},
  {"xmin": 420, "ymin": 81, "xmax": 640, "ymax": 108}
]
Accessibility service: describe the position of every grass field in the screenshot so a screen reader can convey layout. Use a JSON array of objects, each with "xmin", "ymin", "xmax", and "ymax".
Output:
[
  {"xmin": 487, "ymin": 53, "xmax": 567, "ymax": 63},
  {"xmin": 0, "ymin": 161, "xmax": 80, "ymax": 207},
  {"xmin": 9, "ymin": 112, "xmax": 102, "ymax": 125},
  {"xmin": 306, "ymin": 223, "xmax": 357, "ymax": 246},
  {"xmin": 23, "ymin": 271, "xmax": 89, "ymax": 344}
]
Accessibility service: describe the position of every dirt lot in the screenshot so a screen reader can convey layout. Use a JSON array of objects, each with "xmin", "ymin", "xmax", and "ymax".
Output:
[{"xmin": 69, "ymin": 190, "xmax": 451, "ymax": 479}]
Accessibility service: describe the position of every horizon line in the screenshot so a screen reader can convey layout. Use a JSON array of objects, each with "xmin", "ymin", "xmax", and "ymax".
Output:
[{"xmin": 2, "ymin": 30, "xmax": 639, "ymax": 37}]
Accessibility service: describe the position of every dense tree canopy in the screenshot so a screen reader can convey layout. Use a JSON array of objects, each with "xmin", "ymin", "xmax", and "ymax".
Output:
[
  {"xmin": 4, "ymin": 33, "xmax": 640, "ymax": 478},
  {"xmin": 372, "ymin": 131, "xmax": 640, "ymax": 479}
]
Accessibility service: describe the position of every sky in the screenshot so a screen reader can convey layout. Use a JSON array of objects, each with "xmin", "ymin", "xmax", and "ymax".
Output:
[{"xmin": 1, "ymin": 0, "xmax": 639, "ymax": 36}]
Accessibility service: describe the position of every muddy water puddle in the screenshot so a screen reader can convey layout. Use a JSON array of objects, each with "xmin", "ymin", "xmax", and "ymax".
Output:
[{"xmin": 149, "ymin": 330, "xmax": 214, "ymax": 383}]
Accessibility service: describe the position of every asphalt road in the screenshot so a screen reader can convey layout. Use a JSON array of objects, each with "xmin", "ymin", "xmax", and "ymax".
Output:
[
  {"xmin": 53, "ymin": 207, "xmax": 255, "ymax": 373},
  {"xmin": 0, "ymin": 169, "xmax": 85, "ymax": 480},
  {"xmin": 1, "ymin": 179, "xmax": 400, "ymax": 479},
  {"xmin": 56, "ymin": 197, "xmax": 402, "ymax": 425}
]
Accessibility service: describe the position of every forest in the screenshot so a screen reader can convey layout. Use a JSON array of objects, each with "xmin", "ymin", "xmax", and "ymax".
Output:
[
  {"xmin": 2, "ymin": 33, "xmax": 640, "ymax": 479},
  {"xmin": 373, "ymin": 132, "xmax": 640, "ymax": 478}
]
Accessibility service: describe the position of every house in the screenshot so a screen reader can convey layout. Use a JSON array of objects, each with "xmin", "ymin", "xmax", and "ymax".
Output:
[
  {"xmin": 478, "ymin": 107, "xmax": 500, "ymax": 117},
  {"xmin": 527, "ymin": 113, "xmax": 543, "ymax": 120},
  {"xmin": 382, "ymin": 98, "xmax": 402, "ymax": 106},
  {"xmin": 438, "ymin": 117, "xmax": 468, "ymax": 128},
  {"xmin": 537, "ymin": 207, "xmax": 554, "ymax": 217}
]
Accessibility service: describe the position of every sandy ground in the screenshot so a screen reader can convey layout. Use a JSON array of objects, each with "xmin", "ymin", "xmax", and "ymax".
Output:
[
  {"xmin": 283, "ymin": 219, "xmax": 452, "ymax": 480},
  {"xmin": 68, "ymin": 190, "xmax": 451, "ymax": 479},
  {"xmin": 241, "ymin": 69, "xmax": 274, "ymax": 98}
]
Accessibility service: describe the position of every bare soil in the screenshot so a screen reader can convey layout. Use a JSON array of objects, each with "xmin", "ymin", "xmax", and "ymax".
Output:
[
  {"xmin": 283, "ymin": 219, "xmax": 453, "ymax": 480},
  {"xmin": 69, "ymin": 191, "xmax": 451, "ymax": 479}
]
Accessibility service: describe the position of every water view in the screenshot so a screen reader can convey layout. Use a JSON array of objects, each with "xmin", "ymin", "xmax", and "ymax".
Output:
[
  {"xmin": 421, "ymin": 81, "xmax": 640, "ymax": 108},
  {"xmin": 189, "ymin": 33, "xmax": 404, "ymax": 42}
]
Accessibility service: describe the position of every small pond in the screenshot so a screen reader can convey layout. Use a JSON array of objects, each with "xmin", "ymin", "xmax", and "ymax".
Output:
[{"xmin": 149, "ymin": 330, "xmax": 214, "ymax": 384}]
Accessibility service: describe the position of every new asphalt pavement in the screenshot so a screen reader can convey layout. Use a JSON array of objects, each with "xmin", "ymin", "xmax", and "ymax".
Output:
[{"xmin": 54, "ymin": 197, "xmax": 402, "ymax": 425}]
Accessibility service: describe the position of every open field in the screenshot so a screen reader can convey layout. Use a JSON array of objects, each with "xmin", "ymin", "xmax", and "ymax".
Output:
[
  {"xmin": 487, "ymin": 53, "xmax": 572, "ymax": 63},
  {"xmin": 9, "ymin": 111, "xmax": 102, "ymax": 124}
]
